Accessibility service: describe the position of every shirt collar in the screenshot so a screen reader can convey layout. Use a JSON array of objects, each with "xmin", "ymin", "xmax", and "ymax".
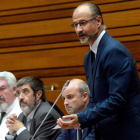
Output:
[
  {"xmin": 90, "ymin": 30, "xmax": 106, "ymax": 55},
  {"xmin": 5, "ymin": 97, "xmax": 18, "ymax": 114},
  {"xmin": 26, "ymin": 102, "xmax": 40, "ymax": 121}
]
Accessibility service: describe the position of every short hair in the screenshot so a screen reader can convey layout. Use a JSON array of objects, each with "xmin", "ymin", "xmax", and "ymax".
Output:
[
  {"xmin": 74, "ymin": 2, "xmax": 106, "ymax": 30},
  {"xmin": 78, "ymin": 82, "xmax": 90, "ymax": 97},
  {"xmin": 16, "ymin": 76, "xmax": 46, "ymax": 101},
  {"xmin": 0, "ymin": 71, "xmax": 17, "ymax": 90}
]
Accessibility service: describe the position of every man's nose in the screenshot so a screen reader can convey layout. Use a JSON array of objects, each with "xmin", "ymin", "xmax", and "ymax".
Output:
[
  {"xmin": 75, "ymin": 24, "xmax": 83, "ymax": 32},
  {"xmin": 64, "ymin": 99, "xmax": 68, "ymax": 105},
  {"xmin": 18, "ymin": 92, "xmax": 24, "ymax": 100}
]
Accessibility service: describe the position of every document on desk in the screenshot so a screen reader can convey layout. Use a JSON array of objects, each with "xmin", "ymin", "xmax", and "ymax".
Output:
[{"xmin": 53, "ymin": 119, "xmax": 71, "ymax": 129}]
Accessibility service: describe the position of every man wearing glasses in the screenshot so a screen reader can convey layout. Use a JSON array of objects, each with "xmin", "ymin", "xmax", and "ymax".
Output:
[{"xmin": 57, "ymin": 2, "xmax": 140, "ymax": 140}]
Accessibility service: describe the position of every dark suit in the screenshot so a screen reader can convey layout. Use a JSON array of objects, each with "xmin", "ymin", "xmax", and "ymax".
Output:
[
  {"xmin": 14, "ymin": 101, "xmax": 63, "ymax": 140},
  {"xmin": 77, "ymin": 32, "xmax": 140, "ymax": 140},
  {"xmin": 56, "ymin": 125, "xmax": 95, "ymax": 140}
]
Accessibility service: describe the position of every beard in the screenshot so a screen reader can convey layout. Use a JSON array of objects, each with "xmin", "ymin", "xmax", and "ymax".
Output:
[
  {"xmin": 0, "ymin": 97, "xmax": 8, "ymax": 112},
  {"xmin": 20, "ymin": 97, "xmax": 37, "ymax": 116},
  {"xmin": 78, "ymin": 25, "xmax": 98, "ymax": 44}
]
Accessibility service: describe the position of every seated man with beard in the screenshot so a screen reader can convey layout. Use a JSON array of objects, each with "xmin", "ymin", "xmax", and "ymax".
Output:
[
  {"xmin": 5, "ymin": 76, "xmax": 63, "ymax": 140},
  {"xmin": 0, "ymin": 71, "xmax": 21, "ymax": 140}
]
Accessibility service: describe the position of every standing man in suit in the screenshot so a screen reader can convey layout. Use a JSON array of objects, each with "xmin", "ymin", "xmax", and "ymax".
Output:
[
  {"xmin": 6, "ymin": 76, "xmax": 62, "ymax": 140},
  {"xmin": 0, "ymin": 71, "xmax": 21, "ymax": 140},
  {"xmin": 57, "ymin": 2, "xmax": 140, "ymax": 140},
  {"xmin": 57, "ymin": 79, "xmax": 95, "ymax": 140}
]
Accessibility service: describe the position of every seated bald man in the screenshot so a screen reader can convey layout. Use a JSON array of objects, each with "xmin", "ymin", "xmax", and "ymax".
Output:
[{"xmin": 57, "ymin": 79, "xmax": 95, "ymax": 140}]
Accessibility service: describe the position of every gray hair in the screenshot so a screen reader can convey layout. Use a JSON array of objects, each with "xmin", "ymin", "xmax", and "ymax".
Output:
[
  {"xmin": 0, "ymin": 71, "xmax": 17, "ymax": 90},
  {"xmin": 17, "ymin": 76, "xmax": 46, "ymax": 101},
  {"xmin": 78, "ymin": 82, "xmax": 90, "ymax": 97},
  {"xmin": 74, "ymin": 2, "xmax": 106, "ymax": 30}
]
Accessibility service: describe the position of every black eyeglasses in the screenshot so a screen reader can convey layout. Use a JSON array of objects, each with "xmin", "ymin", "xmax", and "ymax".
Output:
[{"xmin": 71, "ymin": 16, "xmax": 97, "ymax": 28}]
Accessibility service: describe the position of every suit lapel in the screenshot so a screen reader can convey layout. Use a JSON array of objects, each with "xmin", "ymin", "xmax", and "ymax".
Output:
[
  {"xmin": 82, "ymin": 128, "xmax": 89, "ymax": 140},
  {"xmin": 92, "ymin": 32, "xmax": 110, "ymax": 100},
  {"xmin": 85, "ymin": 51, "xmax": 94, "ymax": 104},
  {"xmin": 18, "ymin": 113, "xmax": 27, "ymax": 125},
  {"xmin": 30, "ymin": 102, "xmax": 42, "ymax": 134}
]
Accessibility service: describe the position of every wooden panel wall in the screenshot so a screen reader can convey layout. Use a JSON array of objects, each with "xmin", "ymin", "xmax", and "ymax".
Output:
[{"xmin": 0, "ymin": 0, "xmax": 140, "ymax": 115}]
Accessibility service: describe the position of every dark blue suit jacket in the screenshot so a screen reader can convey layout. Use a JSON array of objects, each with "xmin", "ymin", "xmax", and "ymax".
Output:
[
  {"xmin": 56, "ymin": 125, "xmax": 95, "ymax": 140},
  {"xmin": 77, "ymin": 32, "xmax": 140, "ymax": 140}
]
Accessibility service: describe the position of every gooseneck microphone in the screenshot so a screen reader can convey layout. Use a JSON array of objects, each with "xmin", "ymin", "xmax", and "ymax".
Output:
[{"xmin": 31, "ymin": 80, "xmax": 70, "ymax": 140}]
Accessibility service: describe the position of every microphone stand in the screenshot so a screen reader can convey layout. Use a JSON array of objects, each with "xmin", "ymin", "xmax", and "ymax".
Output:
[{"xmin": 31, "ymin": 80, "xmax": 70, "ymax": 140}]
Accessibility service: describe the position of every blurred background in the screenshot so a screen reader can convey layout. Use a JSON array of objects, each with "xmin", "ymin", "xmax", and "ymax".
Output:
[{"xmin": 0, "ymin": 0, "xmax": 139, "ymax": 114}]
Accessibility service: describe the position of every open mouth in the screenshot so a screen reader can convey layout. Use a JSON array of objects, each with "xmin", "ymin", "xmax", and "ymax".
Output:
[{"xmin": 79, "ymin": 34, "xmax": 86, "ymax": 38}]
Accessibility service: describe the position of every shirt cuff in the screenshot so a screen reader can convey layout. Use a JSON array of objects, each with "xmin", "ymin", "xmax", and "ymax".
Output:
[
  {"xmin": 6, "ymin": 133, "xmax": 16, "ymax": 140},
  {"xmin": 16, "ymin": 127, "xmax": 26, "ymax": 135}
]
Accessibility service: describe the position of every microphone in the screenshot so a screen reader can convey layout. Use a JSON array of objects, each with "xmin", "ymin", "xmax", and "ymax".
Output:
[{"xmin": 31, "ymin": 80, "xmax": 70, "ymax": 140}]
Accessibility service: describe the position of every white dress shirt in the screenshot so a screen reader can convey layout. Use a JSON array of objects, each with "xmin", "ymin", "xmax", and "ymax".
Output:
[
  {"xmin": 90, "ymin": 30, "xmax": 106, "ymax": 58},
  {"xmin": 0, "ymin": 97, "xmax": 21, "ymax": 140}
]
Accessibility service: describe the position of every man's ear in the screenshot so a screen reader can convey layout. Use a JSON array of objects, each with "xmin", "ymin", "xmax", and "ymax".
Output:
[
  {"xmin": 36, "ymin": 90, "xmax": 43, "ymax": 102},
  {"xmin": 96, "ymin": 15, "xmax": 102, "ymax": 28},
  {"xmin": 82, "ymin": 92, "xmax": 88, "ymax": 102}
]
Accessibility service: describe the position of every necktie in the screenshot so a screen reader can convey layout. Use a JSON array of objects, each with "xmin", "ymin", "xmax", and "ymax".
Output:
[
  {"xmin": 77, "ymin": 129, "xmax": 82, "ymax": 140},
  {"xmin": 0, "ymin": 112, "xmax": 6, "ymax": 124},
  {"xmin": 90, "ymin": 51, "xmax": 95, "ymax": 72}
]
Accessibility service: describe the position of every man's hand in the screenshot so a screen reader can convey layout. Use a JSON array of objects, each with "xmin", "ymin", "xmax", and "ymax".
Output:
[
  {"xmin": 57, "ymin": 114, "xmax": 81, "ymax": 129},
  {"xmin": 6, "ymin": 113, "xmax": 17, "ymax": 134},
  {"xmin": 6, "ymin": 113, "xmax": 25, "ymax": 134}
]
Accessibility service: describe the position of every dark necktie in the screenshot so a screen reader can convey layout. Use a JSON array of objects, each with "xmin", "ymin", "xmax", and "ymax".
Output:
[
  {"xmin": 90, "ymin": 51, "xmax": 95, "ymax": 72},
  {"xmin": 0, "ymin": 112, "xmax": 6, "ymax": 124},
  {"xmin": 77, "ymin": 129, "xmax": 82, "ymax": 140}
]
